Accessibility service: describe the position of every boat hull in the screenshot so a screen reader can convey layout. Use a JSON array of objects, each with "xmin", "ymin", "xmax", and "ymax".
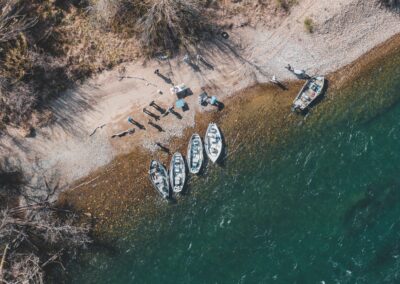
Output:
[
  {"xmin": 292, "ymin": 76, "xmax": 326, "ymax": 112},
  {"xmin": 204, "ymin": 123, "xmax": 223, "ymax": 163},
  {"xmin": 187, "ymin": 134, "xmax": 204, "ymax": 174},
  {"xmin": 149, "ymin": 160, "xmax": 170, "ymax": 199},
  {"xmin": 169, "ymin": 152, "xmax": 186, "ymax": 193}
]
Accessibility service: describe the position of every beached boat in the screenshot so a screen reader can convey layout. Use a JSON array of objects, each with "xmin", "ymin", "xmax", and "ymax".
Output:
[
  {"xmin": 149, "ymin": 160, "xmax": 170, "ymax": 199},
  {"xmin": 204, "ymin": 123, "xmax": 223, "ymax": 163},
  {"xmin": 187, "ymin": 133, "xmax": 204, "ymax": 174},
  {"xmin": 169, "ymin": 152, "xmax": 186, "ymax": 193},
  {"xmin": 292, "ymin": 76, "xmax": 326, "ymax": 112}
]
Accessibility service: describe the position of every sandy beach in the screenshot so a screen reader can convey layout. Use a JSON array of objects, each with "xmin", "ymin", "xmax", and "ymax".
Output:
[{"xmin": 1, "ymin": 0, "xmax": 400, "ymax": 193}]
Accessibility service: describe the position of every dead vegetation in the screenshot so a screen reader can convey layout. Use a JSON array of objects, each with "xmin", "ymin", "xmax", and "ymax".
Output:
[
  {"xmin": 87, "ymin": 0, "xmax": 147, "ymax": 33},
  {"xmin": 0, "ymin": 205, "xmax": 91, "ymax": 283},
  {"xmin": 0, "ymin": 0, "xmax": 298, "ymax": 131},
  {"xmin": 0, "ymin": 0, "xmax": 36, "ymax": 44},
  {"xmin": 215, "ymin": 0, "xmax": 297, "ymax": 27},
  {"xmin": 0, "ymin": 159, "xmax": 91, "ymax": 284},
  {"xmin": 0, "ymin": 0, "xmax": 139, "ymax": 131}
]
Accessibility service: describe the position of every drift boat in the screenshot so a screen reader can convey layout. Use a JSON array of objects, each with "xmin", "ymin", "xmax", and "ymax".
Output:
[
  {"xmin": 149, "ymin": 160, "xmax": 170, "ymax": 199},
  {"xmin": 169, "ymin": 152, "xmax": 186, "ymax": 193},
  {"xmin": 204, "ymin": 123, "xmax": 223, "ymax": 163},
  {"xmin": 187, "ymin": 134, "xmax": 203, "ymax": 174},
  {"xmin": 292, "ymin": 76, "xmax": 326, "ymax": 112}
]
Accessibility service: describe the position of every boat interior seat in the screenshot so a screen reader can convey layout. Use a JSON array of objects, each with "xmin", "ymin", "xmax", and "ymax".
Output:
[{"xmin": 175, "ymin": 176, "xmax": 181, "ymax": 185}]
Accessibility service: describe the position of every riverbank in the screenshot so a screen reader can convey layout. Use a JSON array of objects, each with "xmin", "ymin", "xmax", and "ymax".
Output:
[
  {"xmin": 58, "ymin": 32, "xmax": 400, "ymax": 241},
  {"xmin": 1, "ymin": 0, "xmax": 399, "ymax": 193},
  {"xmin": 65, "ymin": 36, "xmax": 400, "ymax": 283}
]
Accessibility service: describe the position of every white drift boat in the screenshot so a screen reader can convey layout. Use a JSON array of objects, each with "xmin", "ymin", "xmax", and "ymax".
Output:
[
  {"xmin": 149, "ymin": 160, "xmax": 170, "ymax": 199},
  {"xmin": 292, "ymin": 76, "xmax": 326, "ymax": 112},
  {"xmin": 204, "ymin": 123, "xmax": 223, "ymax": 163},
  {"xmin": 169, "ymin": 152, "xmax": 186, "ymax": 193},
  {"xmin": 187, "ymin": 134, "xmax": 203, "ymax": 174}
]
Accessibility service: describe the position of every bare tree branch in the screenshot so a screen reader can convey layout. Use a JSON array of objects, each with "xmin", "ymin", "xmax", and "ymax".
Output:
[
  {"xmin": 0, "ymin": 161, "xmax": 91, "ymax": 284},
  {"xmin": 0, "ymin": 243, "xmax": 9, "ymax": 281},
  {"xmin": 0, "ymin": 0, "xmax": 37, "ymax": 44}
]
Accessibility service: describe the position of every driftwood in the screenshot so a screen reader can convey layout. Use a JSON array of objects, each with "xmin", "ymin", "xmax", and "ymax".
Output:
[
  {"xmin": 111, "ymin": 128, "xmax": 135, "ymax": 138},
  {"xmin": 89, "ymin": 123, "xmax": 106, "ymax": 137},
  {"xmin": 0, "ymin": 206, "xmax": 91, "ymax": 283},
  {"xmin": 0, "ymin": 243, "xmax": 9, "ymax": 281}
]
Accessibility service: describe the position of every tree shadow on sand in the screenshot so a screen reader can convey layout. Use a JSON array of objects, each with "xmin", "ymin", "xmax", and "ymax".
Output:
[
  {"xmin": 47, "ymin": 87, "xmax": 95, "ymax": 136},
  {"xmin": 379, "ymin": 0, "xmax": 400, "ymax": 11}
]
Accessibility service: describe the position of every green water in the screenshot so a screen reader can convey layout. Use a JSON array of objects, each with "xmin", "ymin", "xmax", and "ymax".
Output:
[{"xmin": 66, "ymin": 51, "xmax": 400, "ymax": 283}]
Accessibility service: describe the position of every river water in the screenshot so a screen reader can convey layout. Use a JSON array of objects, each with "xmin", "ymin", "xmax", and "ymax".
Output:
[{"xmin": 65, "ymin": 48, "xmax": 400, "ymax": 283}]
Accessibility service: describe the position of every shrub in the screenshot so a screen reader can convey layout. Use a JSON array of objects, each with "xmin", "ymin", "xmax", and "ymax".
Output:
[
  {"xmin": 88, "ymin": 0, "xmax": 147, "ymax": 33},
  {"xmin": 304, "ymin": 17, "xmax": 313, "ymax": 33},
  {"xmin": 136, "ymin": 0, "xmax": 213, "ymax": 56},
  {"xmin": 0, "ymin": 0, "xmax": 36, "ymax": 44}
]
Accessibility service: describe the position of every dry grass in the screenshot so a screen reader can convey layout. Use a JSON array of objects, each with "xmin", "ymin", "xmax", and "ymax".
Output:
[
  {"xmin": 87, "ymin": 0, "xmax": 147, "ymax": 33},
  {"xmin": 88, "ymin": 0, "xmax": 214, "ymax": 55},
  {"xmin": 0, "ymin": 0, "xmax": 36, "ymax": 43},
  {"xmin": 0, "ymin": 1, "xmax": 139, "ymax": 130}
]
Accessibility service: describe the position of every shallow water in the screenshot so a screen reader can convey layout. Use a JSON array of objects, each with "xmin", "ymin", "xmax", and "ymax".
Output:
[{"xmin": 65, "ymin": 49, "xmax": 400, "ymax": 283}]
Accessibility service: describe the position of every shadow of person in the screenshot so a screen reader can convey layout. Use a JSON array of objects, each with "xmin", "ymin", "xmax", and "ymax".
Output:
[
  {"xmin": 158, "ymin": 73, "xmax": 172, "ymax": 84},
  {"xmin": 148, "ymin": 121, "xmax": 165, "ymax": 132},
  {"xmin": 155, "ymin": 69, "xmax": 173, "ymax": 85},
  {"xmin": 128, "ymin": 117, "xmax": 146, "ymax": 130},
  {"xmin": 188, "ymin": 62, "xmax": 201, "ymax": 72},
  {"xmin": 216, "ymin": 101, "xmax": 225, "ymax": 111},
  {"xmin": 156, "ymin": 143, "xmax": 170, "ymax": 153},
  {"xmin": 143, "ymin": 108, "xmax": 160, "ymax": 121},
  {"xmin": 150, "ymin": 101, "xmax": 166, "ymax": 114},
  {"xmin": 276, "ymin": 81, "xmax": 288, "ymax": 90}
]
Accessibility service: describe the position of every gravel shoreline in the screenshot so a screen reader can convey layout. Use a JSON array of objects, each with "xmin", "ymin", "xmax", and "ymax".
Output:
[{"xmin": 1, "ymin": 0, "xmax": 400, "ymax": 196}]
